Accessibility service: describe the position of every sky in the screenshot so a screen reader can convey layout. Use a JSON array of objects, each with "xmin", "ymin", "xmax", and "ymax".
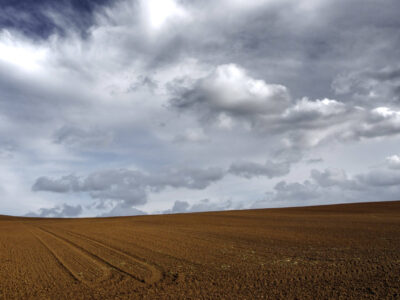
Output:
[{"xmin": 1, "ymin": 0, "xmax": 400, "ymax": 217}]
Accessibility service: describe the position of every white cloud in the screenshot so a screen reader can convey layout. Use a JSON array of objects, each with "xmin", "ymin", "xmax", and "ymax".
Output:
[
  {"xmin": 144, "ymin": 0, "xmax": 189, "ymax": 30},
  {"xmin": 0, "ymin": 30, "xmax": 48, "ymax": 72}
]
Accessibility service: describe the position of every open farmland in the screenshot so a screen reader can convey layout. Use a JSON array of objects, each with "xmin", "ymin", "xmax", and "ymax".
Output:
[{"xmin": 0, "ymin": 201, "xmax": 399, "ymax": 299}]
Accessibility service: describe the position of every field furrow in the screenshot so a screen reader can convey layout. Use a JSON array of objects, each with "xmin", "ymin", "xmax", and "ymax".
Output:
[
  {"xmin": 31, "ymin": 227, "xmax": 109, "ymax": 286},
  {"xmin": 37, "ymin": 226, "xmax": 156, "ymax": 285},
  {"xmin": 63, "ymin": 229, "xmax": 163, "ymax": 284}
]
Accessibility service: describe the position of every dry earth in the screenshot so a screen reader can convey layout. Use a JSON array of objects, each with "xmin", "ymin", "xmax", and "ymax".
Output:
[{"xmin": 0, "ymin": 201, "xmax": 399, "ymax": 299}]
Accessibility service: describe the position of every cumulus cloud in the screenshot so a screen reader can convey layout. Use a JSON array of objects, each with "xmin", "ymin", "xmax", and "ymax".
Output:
[
  {"xmin": 169, "ymin": 63, "xmax": 400, "ymax": 151},
  {"xmin": 170, "ymin": 64, "xmax": 291, "ymax": 120}
]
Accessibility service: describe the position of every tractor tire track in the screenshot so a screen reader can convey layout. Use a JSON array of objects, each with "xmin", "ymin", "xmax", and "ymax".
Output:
[
  {"xmin": 30, "ymin": 229, "xmax": 81, "ymax": 283},
  {"xmin": 37, "ymin": 226, "xmax": 149, "ymax": 284},
  {"xmin": 30, "ymin": 227, "xmax": 109, "ymax": 286},
  {"xmin": 61, "ymin": 229, "xmax": 163, "ymax": 284}
]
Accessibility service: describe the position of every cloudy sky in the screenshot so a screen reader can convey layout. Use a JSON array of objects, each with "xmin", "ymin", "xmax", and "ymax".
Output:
[{"xmin": 1, "ymin": 0, "xmax": 400, "ymax": 217}]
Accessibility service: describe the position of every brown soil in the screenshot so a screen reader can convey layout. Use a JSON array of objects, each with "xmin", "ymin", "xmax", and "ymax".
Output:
[{"xmin": 1, "ymin": 201, "xmax": 399, "ymax": 299}]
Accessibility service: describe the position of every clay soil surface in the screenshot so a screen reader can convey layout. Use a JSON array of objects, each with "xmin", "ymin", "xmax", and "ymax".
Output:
[{"xmin": 0, "ymin": 201, "xmax": 399, "ymax": 299}]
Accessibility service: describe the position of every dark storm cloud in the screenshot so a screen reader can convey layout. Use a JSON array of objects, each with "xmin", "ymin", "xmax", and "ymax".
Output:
[{"xmin": 0, "ymin": 0, "xmax": 112, "ymax": 39}]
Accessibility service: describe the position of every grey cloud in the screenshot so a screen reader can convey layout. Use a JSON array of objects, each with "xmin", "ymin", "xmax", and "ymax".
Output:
[
  {"xmin": 168, "ymin": 64, "xmax": 353, "ymax": 150},
  {"xmin": 311, "ymin": 167, "xmax": 400, "ymax": 190},
  {"xmin": 168, "ymin": 0, "xmax": 400, "ymax": 100},
  {"xmin": 306, "ymin": 158, "xmax": 323, "ymax": 164},
  {"xmin": 257, "ymin": 162, "xmax": 400, "ymax": 208},
  {"xmin": 170, "ymin": 64, "xmax": 291, "ymax": 120},
  {"xmin": 190, "ymin": 199, "xmax": 236, "ymax": 213},
  {"xmin": 311, "ymin": 169, "xmax": 350, "ymax": 188},
  {"xmin": 163, "ymin": 199, "xmax": 236, "ymax": 214},
  {"xmin": 229, "ymin": 160, "xmax": 290, "ymax": 179},
  {"xmin": 332, "ymin": 66, "xmax": 400, "ymax": 106},
  {"xmin": 53, "ymin": 125, "xmax": 113, "ymax": 149},
  {"xmin": 147, "ymin": 167, "xmax": 225, "ymax": 190},
  {"xmin": 163, "ymin": 200, "xmax": 190, "ymax": 214},
  {"xmin": 356, "ymin": 170, "xmax": 400, "ymax": 187},
  {"xmin": 90, "ymin": 187, "xmax": 147, "ymax": 206},
  {"xmin": 253, "ymin": 178, "xmax": 350, "ymax": 208},
  {"xmin": 173, "ymin": 128, "xmax": 209, "ymax": 143},
  {"xmin": 32, "ymin": 167, "xmax": 225, "ymax": 208},
  {"xmin": 0, "ymin": 142, "xmax": 15, "ymax": 159},
  {"xmin": 32, "ymin": 175, "xmax": 81, "ymax": 193},
  {"xmin": 280, "ymin": 98, "xmax": 348, "ymax": 128},
  {"xmin": 278, "ymin": 104, "xmax": 400, "ymax": 149},
  {"xmin": 169, "ymin": 64, "xmax": 400, "ymax": 150},
  {"xmin": 128, "ymin": 75, "xmax": 158, "ymax": 92},
  {"xmin": 330, "ymin": 107, "xmax": 398, "ymax": 143},
  {"xmin": 25, "ymin": 203, "xmax": 82, "ymax": 218},
  {"xmin": 386, "ymin": 155, "xmax": 400, "ymax": 170},
  {"xmin": 272, "ymin": 181, "xmax": 320, "ymax": 202},
  {"xmin": 98, "ymin": 204, "xmax": 147, "ymax": 217}
]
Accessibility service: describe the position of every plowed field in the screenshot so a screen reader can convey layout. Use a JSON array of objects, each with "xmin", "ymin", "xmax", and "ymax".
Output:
[{"xmin": 1, "ymin": 201, "xmax": 399, "ymax": 299}]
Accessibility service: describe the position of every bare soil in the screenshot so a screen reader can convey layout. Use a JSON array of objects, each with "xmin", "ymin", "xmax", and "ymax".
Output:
[{"xmin": 0, "ymin": 201, "xmax": 399, "ymax": 299}]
